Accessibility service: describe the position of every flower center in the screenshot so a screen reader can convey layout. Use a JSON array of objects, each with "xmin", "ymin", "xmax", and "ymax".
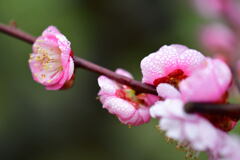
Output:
[
  {"xmin": 29, "ymin": 47, "xmax": 63, "ymax": 82},
  {"xmin": 153, "ymin": 69, "xmax": 188, "ymax": 88},
  {"xmin": 115, "ymin": 86, "xmax": 146, "ymax": 108}
]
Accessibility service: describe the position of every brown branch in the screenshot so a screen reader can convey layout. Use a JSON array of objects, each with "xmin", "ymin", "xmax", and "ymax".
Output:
[
  {"xmin": 73, "ymin": 56, "xmax": 157, "ymax": 94},
  {"xmin": 2, "ymin": 23, "xmax": 240, "ymax": 117},
  {"xmin": 185, "ymin": 102, "xmax": 240, "ymax": 119},
  {"xmin": 0, "ymin": 23, "xmax": 157, "ymax": 95}
]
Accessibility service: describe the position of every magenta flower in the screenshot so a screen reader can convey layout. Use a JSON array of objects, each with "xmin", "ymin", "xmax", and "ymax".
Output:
[
  {"xmin": 150, "ymin": 99, "xmax": 240, "ymax": 160},
  {"xmin": 200, "ymin": 24, "xmax": 237, "ymax": 56},
  {"xmin": 29, "ymin": 26, "xmax": 74, "ymax": 90},
  {"xmin": 98, "ymin": 69, "xmax": 159, "ymax": 126}
]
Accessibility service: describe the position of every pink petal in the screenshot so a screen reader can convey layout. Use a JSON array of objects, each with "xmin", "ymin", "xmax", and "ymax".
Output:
[
  {"xmin": 150, "ymin": 99, "xmax": 186, "ymax": 119},
  {"xmin": 180, "ymin": 58, "xmax": 231, "ymax": 102},
  {"xmin": 42, "ymin": 26, "xmax": 60, "ymax": 35},
  {"xmin": 220, "ymin": 135, "xmax": 240, "ymax": 160},
  {"xmin": 170, "ymin": 44, "xmax": 188, "ymax": 53},
  {"xmin": 57, "ymin": 34, "xmax": 72, "ymax": 67},
  {"xmin": 67, "ymin": 57, "xmax": 74, "ymax": 81},
  {"xmin": 156, "ymin": 83, "xmax": 181, "ymax": 99},
  {"xmin": 137, "ymin": 106, "xmax": 151, "ymax": 123},
  {"xmin": 103, "ymin": 97, "xmax": 136, "ymax": 120},
  {"xmin": 177, "ymin": 49, "xmax": 205, "ymax": 76},
  {"xmin": 121, "ymin": 112, "xmax": 141, "ymax": 126},
  {"xmin": 116, "ymin": 68, "xmax": 133, "ymax": 79},
  {"xmin": 160, "ymin": 118, "xmax": 183, "ymax": 140},
  {"xmin": 45, "ymin": 61, "xmax": 71, "ymax": 90},
  {"xmin": 98, "ymin": 76, "xmax": 120, "ymax": 95}
]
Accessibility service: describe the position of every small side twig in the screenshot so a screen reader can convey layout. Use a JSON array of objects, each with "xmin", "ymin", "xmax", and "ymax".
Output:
[{"xmin": 0, "ymin": 23, "xmax": 36, "ymax": 44}]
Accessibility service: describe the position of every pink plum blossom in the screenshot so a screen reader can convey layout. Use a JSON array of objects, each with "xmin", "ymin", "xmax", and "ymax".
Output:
[
  {"xmin": 98, "ymin": 69, "xmax": 159, "ymax": 126},
  {"xmin": 200, "ymin": 24, "xmax": 237, "ymax": 56},
  {"xmin": 141, "ymin": 45, "xmax": 232, "ymax": 103},
  {"xmin": 29, "ymin": 26, "xmax": 74, "ymax": 90},
  {"xmin": 150, "ymin": 99, "xmax": 240, "ymax": 160}
]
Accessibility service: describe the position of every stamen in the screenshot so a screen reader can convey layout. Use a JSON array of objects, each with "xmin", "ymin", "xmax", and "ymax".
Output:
[
  {"xmin": 41, "ymin": 74, "xmax": 46, "ymax": 79},
  {"xmin": 153, "ymin": 69, "xmax": 188, "ymax": 88}
]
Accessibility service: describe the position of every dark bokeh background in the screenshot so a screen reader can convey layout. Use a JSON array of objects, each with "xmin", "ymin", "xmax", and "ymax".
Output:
[{"xmin": 0, "ymin": 0, "xmax": 210, "ymax": 159}]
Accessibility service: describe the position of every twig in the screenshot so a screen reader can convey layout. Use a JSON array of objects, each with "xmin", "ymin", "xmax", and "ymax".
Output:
[{"xmin": 0, "ymin": 23, "xmax": 36, "ymax": 44}]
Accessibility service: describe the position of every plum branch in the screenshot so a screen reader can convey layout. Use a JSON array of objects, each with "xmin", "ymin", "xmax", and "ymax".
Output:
[{"xmin": 1, "ymin": 23, "xmax": 240, "ymax": 118}]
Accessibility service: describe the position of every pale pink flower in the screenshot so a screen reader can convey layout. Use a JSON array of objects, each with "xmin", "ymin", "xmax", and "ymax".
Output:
[
  {"xmin": 150, "ymin": 99, "xmax": 230, "ymax": 159},
  {"xmin": 150, "ymin": 99, "xmax": 240, "ymax": 160},
  {"xmin": 98, "ymin": 69, "xmax": 159, "ymax": 126},
  {"xmin": 141, "ymin": 44, "xmax": 205, "ymax": 85},
  {"xmin": 200, "ymin": 24, "xmax": 237, "ymax": 55},
  {"xmin": 29, "ymin": 26, "xmax": 74, "ymax": 90}
]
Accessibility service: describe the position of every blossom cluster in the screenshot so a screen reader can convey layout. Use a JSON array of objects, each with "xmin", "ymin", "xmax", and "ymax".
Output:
[
  {"xmin": 98, "ymin": 44, "xmax": 239, "ymax": 160},
  {"xmin": 28, "ymin": 26, "xmax": 240, "ymax": 160}
]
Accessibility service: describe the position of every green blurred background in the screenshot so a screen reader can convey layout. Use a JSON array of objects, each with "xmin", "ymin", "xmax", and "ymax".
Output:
[{"xmin": 0, "ymin": 0, "xmax": 215, "ymax": 159}]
